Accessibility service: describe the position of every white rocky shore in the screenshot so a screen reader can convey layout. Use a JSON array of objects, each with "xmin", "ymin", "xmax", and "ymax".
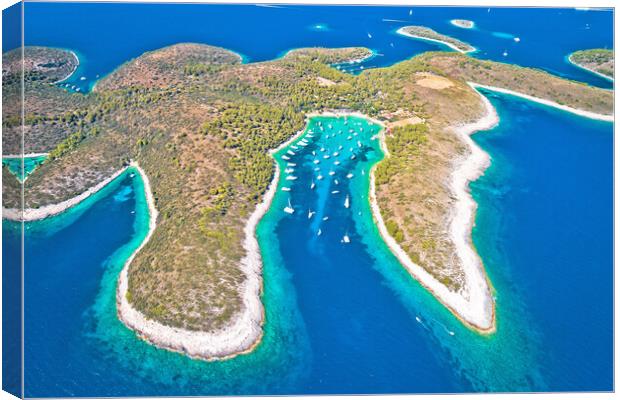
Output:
[
  {"xmin": 2, "ymin": 166, "xmax": 129, "ymax": 221},
  {"xmin": 369, "ymin": 92, "xmax": 498, "ymax": 333},
  {"xmin": 396, "ymin": 26, "xmax": 476, "ymax": 54},
  {"xmin": 5, "ymin": 87, "xmax": 608, "ymax": 354},
  {"xmin": 471, "ymin": 83, "xmax": 614, "ymax": 122},
  {"xmin": 117, "ymin": 123, "xmax": 311, "ymax": 360},
  {"xmin": 116, "ymin": 162, "xmax": 267, "ymax": 360}
]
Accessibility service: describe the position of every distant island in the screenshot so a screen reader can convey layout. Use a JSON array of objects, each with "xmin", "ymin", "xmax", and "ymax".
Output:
[
  {"xmin": 2, "ymin": 37, "xmax": 613, "ymax": 360},
  {"xmin": 450, "ymin": 19, "xmax": 475, "ymax": 29},
  {"xmin": 397, "ymin": 26, "xmax": 476, "ymax": 53},
  {"xmin": 569, "ymin": 49, "xmax": 614, "ymax": 80}
]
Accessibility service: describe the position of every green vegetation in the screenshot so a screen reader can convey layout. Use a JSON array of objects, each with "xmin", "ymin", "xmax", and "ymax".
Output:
[
  {"xmin": 11, "ymin": 42, "xmax": 612, "ymax": 333},
  {"xmin": 569, "ymin": 49, "xmax": 614, "ymax": 79},
  {"xmin": 375, "ymin": 123, "xmax": 428, "ymax": 185},
  {"xmin": 203, "ymin": 103, "xmax": 305, "ymax": 199},
  {"xmin": 400, "ymin": 26, "xmax": 475, "ymax": 53}
]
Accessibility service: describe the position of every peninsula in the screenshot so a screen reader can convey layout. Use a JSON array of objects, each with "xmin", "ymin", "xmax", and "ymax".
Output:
[
  {"xmin": 568, "ymin": 48, "xmax": 614, "ymax": 80},
  {"xmin": 3, "ymin": 41, "xmax": 612, "ymax": 359},
  {"xmin": 397, "ymin": 26, "xmax": 476, "ymax": 53}
]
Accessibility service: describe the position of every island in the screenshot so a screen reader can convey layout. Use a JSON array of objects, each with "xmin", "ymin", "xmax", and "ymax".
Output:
[
  {"xmin": 2, "ymin": 42, "xmax": 612, "ymax": 360},
  {"xmin": 450, "ymin": 19, "xmax": 475, "ymax": 29},
  {"xmin": 397, "ymin": 26, "xmax": 476, "ymax": 53},
  {"xmin": 568, "ymin": 48, "xmax": 614, "ymax": 80}
]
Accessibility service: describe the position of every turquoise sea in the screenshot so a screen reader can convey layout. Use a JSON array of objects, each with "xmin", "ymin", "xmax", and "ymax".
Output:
[
  {"xmin": 2, "ymin": 155, "xmax": 47, "ymax": 182},
  {"xmin": 1, "ymin": 3, "xmax": 614, "ymax": 396}
]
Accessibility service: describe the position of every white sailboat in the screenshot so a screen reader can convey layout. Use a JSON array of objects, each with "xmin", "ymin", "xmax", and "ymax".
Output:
[
  {"xmin": 341, "ymin": 234, "xmax": 351, "ymax": 243},
  {"xmin": 282, "ymin": 155, "xmax": 290, "ymax": 160},
  {"xmin": 310, "ymin": 180, "xmax": 316, "ymax": 189},
  {"xmin": 346, "ymin": 173, "xmax": 354, "ymax": 179},
  {"xmin": 344, "ymin": 195, "xmax": 350, "ymax": 209},
  {"xmin": 317, "ymin": 228, "xmax": 322, "ymax": 236},
  {"xmin": 317, "ymin": 174, "xmax": 324, "ymax": 180},
  {"xmin": 286, "ymin": 175, "xmax": 297, "ymax": 181},
  {"xmin": 328, "ymin": 171, "xmax": 335, "ymax": 176},
  {"xmin": 308, "ymin": 209, "xmax": 315, "ymax": 219},
  {"xmin": 281, "ymin": 187, "xmax": 291, "ymax": 192},
  {"xmin": 283, "ymin": 199, "xmax": 294, "ymax": 214}
]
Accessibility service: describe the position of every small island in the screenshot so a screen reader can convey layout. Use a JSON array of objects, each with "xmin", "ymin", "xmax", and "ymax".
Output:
[
  {"xmin": 568, "ymin": 48, "xmax": 614, "ymax": 80},
  {"xmin": 2, "ymin": 43, "xmax": 612, "ymax": 360},
  {"xmin": 397, "ymin": 26, "xmax": 476, "ymax": 53},
  {"xmin": 450, "ymin": 19, "xmax": 475, "ymax": 29}
]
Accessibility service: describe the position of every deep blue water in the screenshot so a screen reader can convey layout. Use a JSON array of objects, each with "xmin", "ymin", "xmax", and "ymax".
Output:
[
  {"xmin": 3, "ymin": 100, "xmax": 612, "ymax": 396},
  {"xmin": 20, "ymin": 4, "xmax": 614, "ymax": 91},
  {"xmin": 1, "ymin": 3, "xmax": 614, "ymax": 396},
  {"xmin": 472, "ymin": 91, "xmax": 613, "ymax": 391}
]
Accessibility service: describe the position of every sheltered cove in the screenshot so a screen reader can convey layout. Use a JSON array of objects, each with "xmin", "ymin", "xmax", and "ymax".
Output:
[{"xmin": 3, "ymin": 41, "xmax": 613, "ymax": 360}]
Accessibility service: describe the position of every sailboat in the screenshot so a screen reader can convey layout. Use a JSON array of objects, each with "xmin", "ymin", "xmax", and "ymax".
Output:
[
  {"xmin": 283, "ymin": 199, "xmax": 294, "ymax": 214},
  {"xmin": 344, "ymin": 195, "xmax": 350, "ymax": 209},
  {"xmin": 308, "ymin": 209, "xmax": 315, "ymax": 219},
  {"xmin": 317, "ymin": 228, "xmax": 322, "ymax": 236},
  {"xmin": 341, "ymin": 233, "xmax": 351, "ymax": 243},
  {"xmin": 310, "ymin": 180, "xmax": 315, "ymax": 190},
  {"xmin": 346, "ymin": 173, "xmax": 354, "ymax": 179},
  {"xmin": 281, "ymin": 187, "xmax": 291, "ymax": 192}
]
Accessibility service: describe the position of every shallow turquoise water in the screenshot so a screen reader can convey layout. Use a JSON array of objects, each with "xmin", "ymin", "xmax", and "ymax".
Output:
[
  {"xmin": 2, "ymin": 155, "xmax": 47, "ymax": 182},
  {"xmin": 0, "ymin": 1, "xmax": 613, "ymax": 390},
  {"xmin": 5, "ymin": 98, "xmax": 611, "ymax": 395}
]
